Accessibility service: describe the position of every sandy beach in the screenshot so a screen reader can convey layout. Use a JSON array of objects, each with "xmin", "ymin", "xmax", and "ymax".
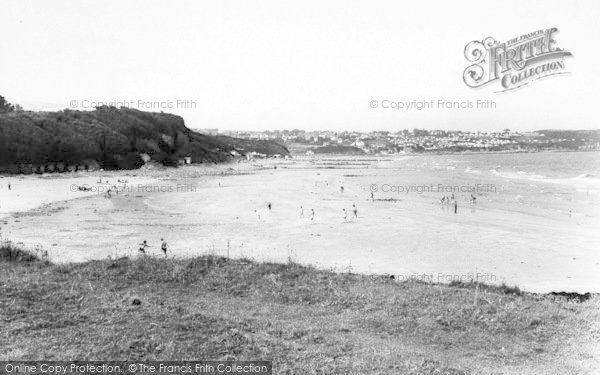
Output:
[{"xmin": 1, "ymin": 152, "xmax": 599, "ymax": 293}]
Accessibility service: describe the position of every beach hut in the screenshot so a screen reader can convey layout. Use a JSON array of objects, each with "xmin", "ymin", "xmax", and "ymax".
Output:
[
  {"xmin": 55, "ymin": 162, "xmax": 66, "ymax": 172},
  {"xmin": 81, "ymin": 159, "xmax": 100, "ymax": 171},
  {"xmin": 2, "ymin": 165, "xmax": 20, "ymax": 174},
  {"xmin": 17, "ymin": 164, "xmax": 33, "ymax": 174},
  {"xmin": 139, "ymin": 153, "xmax": 151, "ymax": 163},
  {"xmin": 45, "ymin": 163, "xmax": 55, "ymax": 173}
]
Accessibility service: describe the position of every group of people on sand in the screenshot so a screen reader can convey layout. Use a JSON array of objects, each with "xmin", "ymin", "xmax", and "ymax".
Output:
[
  {"xmin": 440, "ymin": 193, "xmax": 477, "ymax": 214},
  {"xmin": 253, "ymin": 202, "xmax": 274, "ymax": 222},
  {"xmin": 138, "ymin": 238, "xmax": 168, "ymax": 257},
  {"xmin": 104, "ymin": 185, "xmax": 121, "ymax": 199},
  {"xmin": 342, "ymin": 204, "xmax": 358, "ymax": 222},
  {"xmin": 299, "ymin": 205, "xmax": 315, "ymax": 221},
  {"xmin": 440, "ymin": 193, "xmax": 459, "ymax": 214},
  {"xmin": 297, "ymin": 204, "xmax": 358, "ymax": 223},
  {"xmin": 74, "ymin": 177, "xmax": 129, "ymax": 198}
]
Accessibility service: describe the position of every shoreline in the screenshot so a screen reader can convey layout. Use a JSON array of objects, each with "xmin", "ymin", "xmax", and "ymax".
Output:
[
  {"xmin": 1, "ymin": 149, "xmax": 599, "ymax": 178},
  {"xmin": 291, "ymin": 148, "xmax": 600, "ymax": 157}
]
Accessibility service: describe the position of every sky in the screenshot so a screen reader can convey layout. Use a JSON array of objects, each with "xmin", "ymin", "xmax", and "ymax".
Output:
[{"xmin": 1, "ymin": 0, "xmax": 599, "ymax": 132}]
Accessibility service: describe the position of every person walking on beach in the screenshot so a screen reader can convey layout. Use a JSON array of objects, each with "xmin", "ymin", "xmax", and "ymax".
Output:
[
  {"xmin": 352, "ymin": 204, "xmax": 358, "ymax": 219},
  {"xmin": 161, "ymin": 238, "xmax": 168, "ymax": 257},
  {"xmin": 268, "ymin": 202, "xmax": 272, "ymax": 211},
  {"xmin": 342, "ymin": 208, "xmax": 347, "ymax": 222},
  {"xmin": 310, "ymin": 209, "xmax": 315, "ymax": 221},
  {"xmin": 138, "ymin": 240, "xmax": 149, "ymax": 254},
  {"xmin": 300, "ymin": 205, "xmax": 304, "ymax": 218},
  {"xmin": 454, "ymin": 200, "xmax": 458, "ymax": 214},
  {"xmin": 7, "ymin": 182, "xmax": 11, "ymax": 190}
]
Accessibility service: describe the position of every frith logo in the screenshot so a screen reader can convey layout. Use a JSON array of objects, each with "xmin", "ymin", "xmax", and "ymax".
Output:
[{"xmin": 463, "ymin": 28, "xmax": 573, "ymax": 92}]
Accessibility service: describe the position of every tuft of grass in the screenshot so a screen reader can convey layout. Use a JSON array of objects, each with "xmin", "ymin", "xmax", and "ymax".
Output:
[
  {"xmin": 0, "ymin": 242, "xmax": 49, "ymax": 264},
  {"xmin": 449, "ymin": 280, "xmax": 522, "ymax": 296}
]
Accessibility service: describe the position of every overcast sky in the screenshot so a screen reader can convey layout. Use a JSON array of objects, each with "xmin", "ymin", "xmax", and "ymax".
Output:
[{"xmin": 1, "ymin": 0, "xmax": 599, "ymax": 132}]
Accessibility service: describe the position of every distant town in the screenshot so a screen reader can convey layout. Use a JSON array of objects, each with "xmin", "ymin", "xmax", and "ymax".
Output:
[{"xmin": 197, "ymin": 128, "xmax": 600, "ymax": 155}]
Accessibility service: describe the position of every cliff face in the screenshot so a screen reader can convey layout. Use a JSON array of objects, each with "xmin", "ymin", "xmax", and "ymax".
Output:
[{"xmin": 0, "ymin": 106, "xmax": 288, "ymax": 173}]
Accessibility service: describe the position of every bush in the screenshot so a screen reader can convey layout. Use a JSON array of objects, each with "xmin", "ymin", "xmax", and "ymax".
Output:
[
  {"xmin": 0, "ymin": 242, "xmax": 49, "ymax": 264},
  {"xmin": 449, "ymin": 280, "xmax": 522, "ymax": 296},
  {"xmin": 119, "ymin": 152, "xmax": 145, "ymax": 170}
]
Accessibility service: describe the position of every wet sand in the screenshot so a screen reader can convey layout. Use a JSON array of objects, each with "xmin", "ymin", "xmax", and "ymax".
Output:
[{"xmin": 1, "ymin": 155, "xmax": 599, "ymax": 293}]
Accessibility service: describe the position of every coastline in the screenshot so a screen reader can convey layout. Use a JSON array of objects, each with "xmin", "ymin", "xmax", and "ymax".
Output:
[{"xmin": 299, "ymin": 148, "xmax": 600, "ymax": 158}]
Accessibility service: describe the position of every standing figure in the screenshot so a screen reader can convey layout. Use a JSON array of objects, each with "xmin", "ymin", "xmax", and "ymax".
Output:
[
  {"xmin": 161, "ymin": 238, "xmax": 168, "ymax": 257},
  {"xmin": 138, "ymin": 240, "xmax": 149, "ymax": 254}
]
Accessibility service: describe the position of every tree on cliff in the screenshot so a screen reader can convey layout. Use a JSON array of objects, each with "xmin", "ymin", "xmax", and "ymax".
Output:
[{"xmin": 0, "ymin": 96, "xmax": 15, "ymax": 113}]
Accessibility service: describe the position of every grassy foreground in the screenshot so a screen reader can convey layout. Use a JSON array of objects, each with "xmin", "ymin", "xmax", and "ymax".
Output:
[{"xmin": 1, "ymin": 251, "xmax": 599, "ymax": 374}]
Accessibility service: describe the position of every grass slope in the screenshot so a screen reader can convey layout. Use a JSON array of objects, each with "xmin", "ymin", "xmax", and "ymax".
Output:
[{"xmin": 1, "ymin": 254, "xmax": 598, "ymax": 374}]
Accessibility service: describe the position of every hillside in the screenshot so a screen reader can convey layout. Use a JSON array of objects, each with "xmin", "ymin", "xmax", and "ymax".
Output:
[
  {"xmin": 1, "ymin": 248, "xmax": 598, "ymax": 374},
  {"xmin": 0, "ymin": 107, "xmax": 289, "ymax": 173}
]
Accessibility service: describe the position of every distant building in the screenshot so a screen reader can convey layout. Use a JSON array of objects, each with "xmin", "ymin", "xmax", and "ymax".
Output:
[{"xmin": 196, "ymin": 128, "xmax": 219, "ymax": 136}]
